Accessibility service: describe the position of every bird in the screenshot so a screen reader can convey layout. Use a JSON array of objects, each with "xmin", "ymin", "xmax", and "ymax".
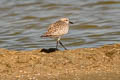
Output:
[{"xmin": 41, "ymin": 18, "xmax": 73, "ymax": 50}]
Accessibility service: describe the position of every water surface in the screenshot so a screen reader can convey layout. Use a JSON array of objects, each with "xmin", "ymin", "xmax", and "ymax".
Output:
[{"xmin": 0, "ymin": 0, "xmax": 120, "ymax": 50}]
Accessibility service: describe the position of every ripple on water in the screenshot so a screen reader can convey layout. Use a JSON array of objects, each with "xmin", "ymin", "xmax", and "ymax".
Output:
[{"xmin": 0, "ymin": 0, "xmax": 120, "ymax": 50}]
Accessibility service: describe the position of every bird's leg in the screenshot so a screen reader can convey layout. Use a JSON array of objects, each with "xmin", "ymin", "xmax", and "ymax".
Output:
[
  {"xmin": 56, "ymin": 40, "xmax": 59, "ymax": 50},
  {"xmin": 59, "ymin": 40, "xmax": 67, "ymax": 50},
  {"xmin": 56, "ymin": 37, "xmax": 60, "ymax": 50}
]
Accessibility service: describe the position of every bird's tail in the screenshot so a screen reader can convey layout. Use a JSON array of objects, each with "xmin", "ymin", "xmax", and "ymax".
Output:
[
  {"xmin": 41, "ymin": 35, "xmax": 46, "ymax": 37},
  {"xmin": 40, "ymin": 34, "xmax": 48, "ymax": 37}
]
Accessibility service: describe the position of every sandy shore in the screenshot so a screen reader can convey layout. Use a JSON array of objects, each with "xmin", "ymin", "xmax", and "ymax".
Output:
[{"xmin": 0, "ymin": 44, "xmax": 120, "ymax": 80}]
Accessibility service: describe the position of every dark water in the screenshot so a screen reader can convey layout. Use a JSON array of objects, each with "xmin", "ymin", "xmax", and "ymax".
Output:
[{"xmin": 0, "ymin": 0, "xmax": 120, "ymax": 50}]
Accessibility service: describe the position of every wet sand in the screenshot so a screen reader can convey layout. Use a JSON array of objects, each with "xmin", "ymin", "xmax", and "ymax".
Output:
[{"xmin": 0, "ymin": 44, "xmax": 120, "ymax": 80}]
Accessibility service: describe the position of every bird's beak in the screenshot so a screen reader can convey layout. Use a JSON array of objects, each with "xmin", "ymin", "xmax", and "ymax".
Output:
[{"xmin": 69, "ymin": 21, "xmax": 73, "ymax": 24}]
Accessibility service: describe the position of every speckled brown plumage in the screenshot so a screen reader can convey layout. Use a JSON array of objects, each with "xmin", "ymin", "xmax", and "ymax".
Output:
[{"xmin": 41, "ymin": 18, "xmax": 73, "ymax": 50}]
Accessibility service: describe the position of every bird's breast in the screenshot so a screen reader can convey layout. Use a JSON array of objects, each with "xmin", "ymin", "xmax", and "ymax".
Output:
[{"xmin": 55, "ymin": 25, "xmax": 69, "ymax": 35}]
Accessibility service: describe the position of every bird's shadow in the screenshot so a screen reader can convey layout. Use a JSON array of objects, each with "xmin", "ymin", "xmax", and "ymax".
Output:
[{"xmin": 40, "ymin": 48, "xmax": 59, "ymax": 53}]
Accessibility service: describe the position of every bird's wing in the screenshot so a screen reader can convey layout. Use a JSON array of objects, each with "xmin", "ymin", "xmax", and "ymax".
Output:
[{"xmin": 47, "ymin": 21, "xmax": 66, "ymax": 33}]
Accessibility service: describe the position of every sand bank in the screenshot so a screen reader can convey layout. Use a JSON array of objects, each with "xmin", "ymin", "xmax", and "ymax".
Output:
[{"xmin": 0, "ymin": 44, "xmax": 120, "ymax": 80}]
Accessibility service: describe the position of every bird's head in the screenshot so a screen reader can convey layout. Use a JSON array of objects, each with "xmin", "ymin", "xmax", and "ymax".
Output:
[{"xmin": 60, "ymin": 18, "xmax": 73, "ymax": 24}]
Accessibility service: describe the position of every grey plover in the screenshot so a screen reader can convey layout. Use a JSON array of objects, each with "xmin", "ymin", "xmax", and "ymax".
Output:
[{"xmin": 41, "ymin": 18, "xmax": 73, "ymax": 50}]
